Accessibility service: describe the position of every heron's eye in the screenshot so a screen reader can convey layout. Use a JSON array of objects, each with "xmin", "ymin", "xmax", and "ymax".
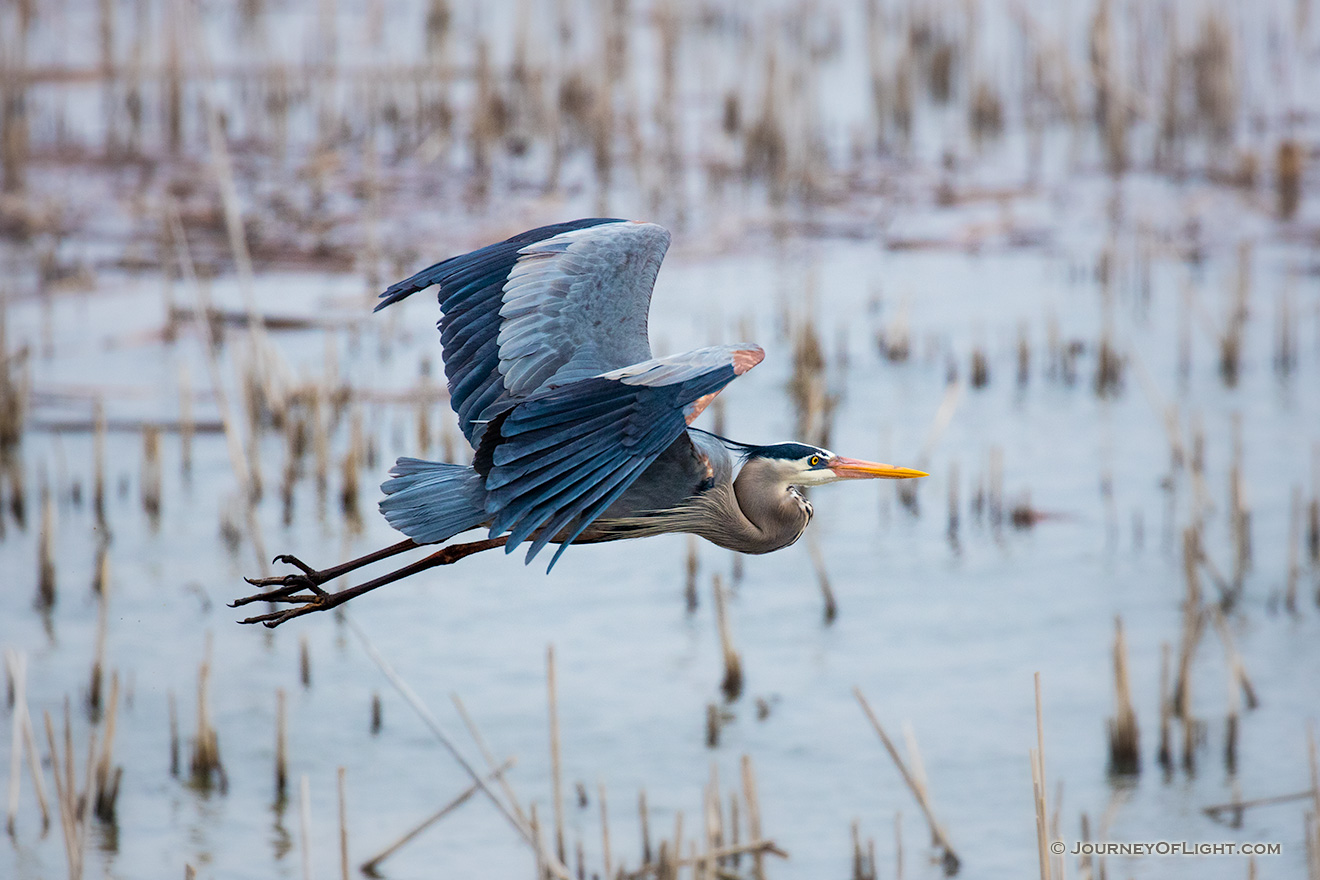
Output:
[{"xmin": 809, "ymin": 455, "xmax": 821, "ymax": 467}]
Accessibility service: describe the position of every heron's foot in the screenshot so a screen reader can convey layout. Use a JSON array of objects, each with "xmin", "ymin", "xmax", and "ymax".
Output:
[
  {"xmin": 231, "ymin": 555, "xmax": 345, "ymax": 628},
  {"xmin": 231, "ymin": 595, "xmax": 337, "ymax": 628}
]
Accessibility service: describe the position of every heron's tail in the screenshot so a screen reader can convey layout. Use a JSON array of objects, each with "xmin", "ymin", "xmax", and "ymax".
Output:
[{"xmin": 379, "ymin": 458, "xmax": 489, "ymax": 544}]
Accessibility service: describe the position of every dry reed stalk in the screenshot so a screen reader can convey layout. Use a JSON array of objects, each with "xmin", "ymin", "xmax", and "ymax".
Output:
[
  {"xmin": 970, "ymin": 347, "xmax": 989, "ymax": 389},
  {"xmin": 1016, "ymin": 324, "xmax": 1030, "ymax": 386},
  {"xmin": 141, "ymin": 424, "xmax": 162, "ymax": 521},
  {"xmin": 36, "ymin": 485, "xmax": 55, "ymax": 608},
  {"xmin": 1309, "ymin": 444, "xmax": 1320, "ymax": 567},
  {"xmin": 947, "ymin": 461, "xmax": 960, "ymax": 547},
  {"xmin": 338, "ymin": 767, "xmax": 349, "ymax": 880},
  {"xmin": 275, "ymin": 688, "xmax": 288, "ymax": 800},
  {"xmin": 854, "ymin": 688, "xmax": 959, "ymax": 873},
  {"xmin": 531, "ymin": 804, "xmax": 545, "ymax": 880},
  {"xmin": 970, "ymin": 80, "xmax": 1004, "ymax": 142},
  {"xmin": 299, "ymin": 635, "xmax": 312, "ymax": 688},
  {"xmin": 1211, "ymin": 609, "xmax": 1258, "ymax": 710},
  {"xmin": 189, "ymin": 638, "xmax": 225, "ymax": 791},
  {"xmin": 360, "ymin": 757, "xmax": 516, "ymax": 874},
  {"xmin": 450, "ymin": 694, "xmax": 531, "ymax": 835},
  {"xmin": 299, "ymin": 774, "xmax": 312, "ymax": 880},
  {"xmin": 988, "ymin": 446, "xmax": 1004, "ymax": 530},
  {"xmin": 1107, "ymin": 617, "xmax": 1139, "ymax": 774},
  {"xmin": 1203, "ymin": 788, "xmax": 1319, "ymax": 820},
  {"xmin": 705, "ymin": 703, "xmax": 720, "ymax": 748},
  {"xmin": 599, "ymin": 783, "xmax": 613, "ymax": 880},
  {"xmin": 45, "ymin": 701, "xmax": 98, "ymax": 880},
  {"xmin": 370, "ymin": 692, "xmax": 381, "ymax": 734},
  {"xmin": 93, "ymin": 672, "xmax": 121, "ymax": 822},
  {"xmin": 639, "ymin": 789, "xmax": 652, "ymax": 865},
  {"xmin": 351, "ymin": 617, "xmax": 550, "ymax": 867},
  {"xmin": 806, "ymin": 531, "xmax": 838, "ymax": 623},
  {"xmin": 92, "ymin": 536, "xmax": 110, "ymax": 597},
  {"xmin": 5, "ymin": 650, "xmax": 51, "ymax": 834},
  {"xmin": 1158, "ymin": 642, "xmax": 1172, "ymax": 770},
  {"xmin": 685, "ymin": 536, "xmax": 699, "ymax": 612},
  {"xmin": 548, "ymin": 644, "xmax": 566, "ymax": 865},
  {"xmin": 93, "ymin": 399, "xmax": 106, "ymax": 529},
  {"xmin": 1286, "ymin": 486, "xmax": 1303, "ymax": 613},
  {"xmin": 1277, "ymin": 140, "xmax": 1303, "ymax": 220},
  {"xmin": 89, "ymin": 551, "xmax": 111, "ymax": 714},
  {"xmin": 741, "ymin": 755, "xmax": 764, "ymax": 880},
  {"xmin": 1031, "ymin": 673, "xmax": 1050, "ymax": 880},
  {"xmin": 712, "ymin": 575, "xmax": 743, "ymax": 700},
  {"xmin": 168, "ymin": 690, "xmax": 179, "ymax": 777}
]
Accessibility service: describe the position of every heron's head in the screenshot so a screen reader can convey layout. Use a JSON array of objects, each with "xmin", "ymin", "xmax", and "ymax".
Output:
[{"xmin": 742, "ymin": 442, "xmax": 928, "ymax": 487}]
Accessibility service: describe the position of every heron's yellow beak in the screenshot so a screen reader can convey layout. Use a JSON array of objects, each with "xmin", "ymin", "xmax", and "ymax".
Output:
[{"xmin": 828, "ymin": 456, "xmax": 928, "ymax": 480}]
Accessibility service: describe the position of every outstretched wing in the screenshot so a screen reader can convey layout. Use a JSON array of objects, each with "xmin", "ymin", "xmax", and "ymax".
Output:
[
  {"xmin": 481, "ymin": 344, "xmax": 765, "ymax": 570},
  {"xmin": 376, "ymin": 219, "xmax": 671, "ymax": 448}
]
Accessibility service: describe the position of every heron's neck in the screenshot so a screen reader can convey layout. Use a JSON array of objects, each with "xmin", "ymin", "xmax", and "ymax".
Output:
[{"xmin": 717, "ymin": 467, "xmax": 813, "ymax": 554}]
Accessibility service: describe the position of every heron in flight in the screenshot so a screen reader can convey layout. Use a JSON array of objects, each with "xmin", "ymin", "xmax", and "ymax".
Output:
[{"xmin": 234, "ymin": 219, "xmax": 926, "ymax": 626}]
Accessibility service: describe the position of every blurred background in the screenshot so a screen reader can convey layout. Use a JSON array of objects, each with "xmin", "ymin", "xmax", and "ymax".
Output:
[{"xmin": 1, "ymin": 0, "xmax": 1318, "ymax": 878}]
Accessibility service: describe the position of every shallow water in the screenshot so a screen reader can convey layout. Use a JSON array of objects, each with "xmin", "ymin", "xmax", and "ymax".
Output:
[{"xmin": 3, "ymin": 181, "xmax": 1319, "ymax": 879}]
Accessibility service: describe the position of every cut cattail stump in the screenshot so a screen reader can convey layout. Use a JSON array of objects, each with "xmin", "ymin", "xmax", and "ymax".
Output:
[
  {"xmin": 1286, "ymin": 486, "xmax": 1302, "ymax": 614},
  {"xmin": 712, "ymin": 575, "xmax": 743, "ymax": 701},
  {"xmin": 89, "ymin": 557, "xmax": 111, "ymax": 718},
  {"xmin": 806, "ymin": 531, "xmax": 838, "ymax": 623},
  {"xmin": 36, "ymin": 485, "xmax": 55, "ymax": 609},
  {"xmin": 93, "ymin": 399, "xmax": 106, "ymax": 529},
  {"xmin": 599, "ymin": 783, "xmax": 613, "ymax": 880},
  {"xmin": 854, "ymin": 688, "xmax": 959, "ymax": 874},
  {"xmin": 685, "ymin": 535, "xmax": 699, "ymax": 612},
  {"xmin": 141, "ymin": 424, "xmax": 162, "ymax": 522},
  {"xmin": 275, "ymin": 689, "xmax": 288, "ymax": 801},
  {"xmin": 1107, "ymin": 617, "xmax": 1140, "ymax": 775},
  {"xmin": 1158, "ymin": 643, "xmax": 1172, "ymax": 771},
  {"xmin": 179, "ymin": 364, "xmax": 193, "ymax": 475},
  {"xmin": 168, "ymin": 690, "xmax": 180, "ymax": 777},
  {"xmin": 706, "ymin": 703, "xmax": 720, "ymax": 748},
  {"xmin": 189, "ymin": 640, "xmax": 225, "ymax": 792},
  {"xmin": 1277, "ymin": 139, "xmax": 1303, "ymax": 220},
  {"xmin": 338, "ymin": 767, "xmax": 349, "ymax": 880},
  {"xmin": 299, "ymin": 774, "xmax": 312, "ymax": 880},
  {"xmin": 299, "ymin": 635, "xmax": 312, "ymax": 688},
  {"xmin": 1030, "ymin": 674, "xmax": 1050, "ymax": 880},
  {"xmin": 547, "ymin": 645, "xmax": 566, "ymax": 865},
  {"xmin": 92, "ymin": 671, "xmax": 123, "ymax": 822},
  {"xmin": 639, "ymin": 789, "xmax": 652, "ymax": 865}
]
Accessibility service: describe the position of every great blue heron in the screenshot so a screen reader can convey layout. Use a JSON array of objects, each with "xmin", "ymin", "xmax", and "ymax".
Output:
[{"xmin": 234, "ymin": 219, "xmax": 926, "ymax": 626}]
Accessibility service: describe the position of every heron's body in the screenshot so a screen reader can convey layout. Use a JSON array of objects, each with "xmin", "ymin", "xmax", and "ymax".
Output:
[{"xmin": 236, "ymin": 219, "xmax": 923, "ymax": 625}]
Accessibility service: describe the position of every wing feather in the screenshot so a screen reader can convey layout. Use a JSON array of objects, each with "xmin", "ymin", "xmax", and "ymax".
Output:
[
  {"xmin": 478, "ymin": 344, "xmax": 764, "ymax": 569},
  {"xmin": 375, "ymin": 218, "xmax": 669, "ymax": 448}
]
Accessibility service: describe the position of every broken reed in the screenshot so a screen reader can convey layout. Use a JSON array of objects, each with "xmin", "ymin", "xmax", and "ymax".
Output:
[
  {"xmin": 1107, "ymin": 616, "xmax": 1139, "ymax": 774},
  {"xmin": 712, "ymin": 575, "xmax": 743, "ymax": 701},
  {"xmin": 190, "ymin": 640, "xmax": 226, "ymax": 792}
]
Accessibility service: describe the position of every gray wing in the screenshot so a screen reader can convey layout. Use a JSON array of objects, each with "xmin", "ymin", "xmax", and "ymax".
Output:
[
  {"xmin": 376, "ymin": 219, "xmax": 670, "ymax": 448},
  {"xmin": 479, "ymin": 344, "xmax": 764, "ymax": 569}
]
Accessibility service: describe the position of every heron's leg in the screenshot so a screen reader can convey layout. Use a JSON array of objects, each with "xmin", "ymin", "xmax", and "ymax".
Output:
[
  {"xmin": 232, "ymin": 536, "xmax": 509, "ymax": 628},
  {"xmin": 237, "ymin": 538, "xmax": 420, "ymax": 601}
]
